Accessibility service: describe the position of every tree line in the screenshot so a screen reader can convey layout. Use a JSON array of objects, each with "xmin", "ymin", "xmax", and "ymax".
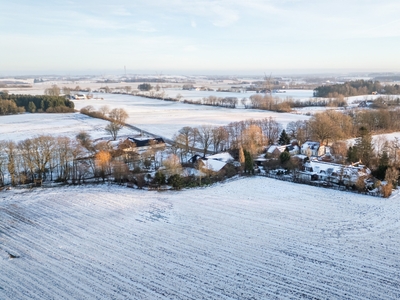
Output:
[
  {"xmin": 0, "ymin": 92, "xmax": 75, "ymax": 115},
  {"xmin": 183, "ymin": 96, "xmax": 238, "ymax": 108},
  {"xmin": 172, "ymin": 118, "xmax": 282, "ymax": 160},
  {"xmin": 245, "ymin": 94, "xmax": 346, "ymax": 112},
  {"xmin": 313, "ymin": 80, "xmax": 400, "ymax": 97}
]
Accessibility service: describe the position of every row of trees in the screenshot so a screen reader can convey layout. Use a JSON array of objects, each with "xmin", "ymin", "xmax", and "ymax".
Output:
[
  {"xmin": 246, "ymin": 94, "xmax": 347, "ymax": 112},
  {"xmin": 305, "ymin": 109, "xmax": 400, "ymax": 146},
  {"xmin": 45, "ymin": 84, "xmax": 89, "ymax": 96},
  {"xmin": 182, "ymin": 96, "xmax": 238, "ymax": 108},
  {"xmin": 80, "ymin": 105, "xmax": 129, "ymax": 140},
  {"xmin": 172, "ymin": 117, "xmax": 282, "ymax": 159},
  {"xmin": 0, "ymin": 135, "xmax": 90, "ymax": 186},
  {"xmin": 0, "ymin": 130, "xmax": 203, "ymax": 190},
  {"xmin": 313, "ymin": 80, "xmax": 400, "ymax": 97}
]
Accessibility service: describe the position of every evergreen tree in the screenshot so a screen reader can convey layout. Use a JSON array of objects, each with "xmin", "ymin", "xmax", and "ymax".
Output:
[
  {"xmin": 154, "ymin": 171, "xmax": 166, "ymax": 185},
  {"xmin": 28, "ymin": 101, "xmax": 36, "ymax": 113},
  {"xmin": 354, "ymin": 126, "xmax": 374, "ymax": 167},
  {"xmin": 279, "ymin": 151, "xmax": 291, "ymax": 165},
  {"xmin": 278, "ymin": 129, "xmax": 290, "ymax": 145},
  {"xmin": 373, "ymin": 151, "xmax": 389, "ymax": 180},
  {"xmin": 347, "ymin": 146, "xmax": 358, "ymax": 163},
  {"xmin": 168, "ymin": 174, "xmax": 183, "ymax": 190},
  {"xmin": 244, "ymin": 149, "xmax": 254, "ymax": 174}
]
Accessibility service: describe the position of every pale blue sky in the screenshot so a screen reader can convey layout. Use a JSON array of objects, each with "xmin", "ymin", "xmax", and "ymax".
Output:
[{"xmin": 1, "ymin": 0, "xmax": 400, "ymax": 75}]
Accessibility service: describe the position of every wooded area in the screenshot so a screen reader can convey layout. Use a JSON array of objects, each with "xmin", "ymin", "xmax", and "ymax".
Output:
[
  {"xmin": 0, "ymin": 93, "xmax": 75, "ymax": 115},
  {"xmin": 313, "ymin": 80, "xmax": 400, "ymax": 97}
]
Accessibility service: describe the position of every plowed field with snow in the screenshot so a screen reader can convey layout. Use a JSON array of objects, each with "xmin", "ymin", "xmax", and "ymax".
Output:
[
  {"xmin": 1, "ymin": 177, "xmax": 400, "ymax": 299},
  {"xmin": 0, "ymin": 113, "xmax": 135, "ymax": 142}
]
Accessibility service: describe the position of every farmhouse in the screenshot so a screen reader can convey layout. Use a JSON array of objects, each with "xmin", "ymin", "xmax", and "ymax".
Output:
[
  {"xmin": 301, "ymin": 141, "xmax": 325, "ymax": 157},
  {"xmin": 73, "ymin": 94, "xmax": 87, "ymax": 100},
  {"xmin": 198, "ymin": 158, "xmax": 227, "ymax": 173},
  {"xmin": 120, "ymin": 137, "xmax": 166, "ymax": 152},
  {"xmin": 299, "ymin": 159, "xmax": 371, "ymax": 186},
  {"xmin": 197, "ymin": 152, "xmax": 236, "ymax": 174},
  {"xmin": 266, "ymin": 144, "xmax": 300, "ymax": 158},
  {"xmin": 206, "ymin": 152, "xmax": 234, "ymax": 163}
]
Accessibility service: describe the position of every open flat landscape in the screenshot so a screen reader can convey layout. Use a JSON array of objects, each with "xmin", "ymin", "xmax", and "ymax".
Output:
[
  {"xmin": 71, "ymin": 93, "xmax": 310, "ymax": 139},
  {"xmin": 1, "ymin": 177, "xmax": 399, "ymax": 299},
  {"xmin": 3, "ymin": 0, "xmax": 400, "ymax": 298}
]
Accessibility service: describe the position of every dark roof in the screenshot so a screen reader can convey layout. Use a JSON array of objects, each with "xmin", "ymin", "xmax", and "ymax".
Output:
[
  {"xmin": 128, "ymin": 137, "xmax": 165, "ymax": 147},
  {"xmin": 188, "ymin": 154, "xmax": 203, "ymax": 163}
]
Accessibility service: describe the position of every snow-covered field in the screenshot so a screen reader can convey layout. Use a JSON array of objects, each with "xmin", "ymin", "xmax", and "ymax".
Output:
[
  {"xmin": 72, "ymin": 93, "xmax": 310, "ymax": 139},
  {"xmin": 0, "ymin": 113, "xmax": 136, "ymax": 142},
  {"xmin": 1, "ymin": 177, "xmax": 399, "ymax": 299},
  {"xmin": 165, "ymin": 88, "xmax": 314, "ymax": 102}
]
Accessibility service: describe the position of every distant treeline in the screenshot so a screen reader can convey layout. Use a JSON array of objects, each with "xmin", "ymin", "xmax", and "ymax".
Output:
[
  {"xmin": 0, "ymin": 93, "xmax": 75, "ymax": 115},
  {"xmin": 183, "ymin": 96, "xmax": 238, "ymax": 108},
  {"xmin": 245, "ymin": 95, "xmax": 346, "ymax": 112},
  {"xmin": 313, "ymin": 80, "xmax": 400, "ymax": 97}
]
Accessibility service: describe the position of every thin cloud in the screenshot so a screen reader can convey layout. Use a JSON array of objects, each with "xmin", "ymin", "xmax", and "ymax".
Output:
[
  {"xmin": 183, "ymin": 45, "xmax": 197, "ymax": 51},
  {"xmin": 112, "ymin": 7, "xmax": 132, "ymax": 16}
]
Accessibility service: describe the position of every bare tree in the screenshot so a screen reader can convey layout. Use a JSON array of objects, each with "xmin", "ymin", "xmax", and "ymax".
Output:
[
  {"xmin": 258, "ymin": 117, "xmax": 281, "ymax": 145},
  {"xmin": 163, "ymin": 154, "xmax": 182, "ymax": 176},
  {"xmin": 76, "ymin": 131, "xmax": 94, "ymax": 152},
  {"xmin": 176, "ymin": 93, "xmax": 183, "ymax": 101},
  {"xmin": 109, "ymin": 108, "xmax": 129, "ymax": 124},
  {"xmin": 45, "ymin": 84, "xmax": 60, "ymax": 96},
  {"xmin": 198, "ymin": 125, "xmax": 214, "ymax": 156},
  {"xmin": 62, "ymin": 87, "xmax": 71, "ymax": 95},
  {"xmin": 55, "ymin": 136, "xmax": 73, "ymax": 182},
  {"xmin": 390, "ymin": 137, "xmax": 400, "ymax": 165},
  {"xmin": 95, "ymin": 151, "xmax": 111, "ymax": 182},
  {"xmin": 105, "ymin": 122, "xmax": 123, "ymax": 141},
  {"xmin": 330, "ymin": 141, "xmax": 348, "ymax": 163},
  {"xmin": 5, "ymin": 141, "xmax": 18, "ymax": 185},
  {"xmin": 31, "ymin": 135, "xmax": 55, "ymax": 180},
  {"xmin": 0, "ymin": 141, "xmax": 7, "ymax": 185},
  {"xmin": 374, "ymin": 136, "xmax": 388, "ymax": 155},
  {"xmin": 99, "ymin": 105, "xmax": 110, "ymax": 118},
  {"xmin": 242, "ymin": 125, "xmax": 266, "ymax": 156},
  {"xmin": 212, "ymin": 126, "xmax": 229, "ymax": 153},
  {"xmin": 174, "ymin": 126, "xmax": 197, "ymax": 160},
  {"xmin": 309, "ymin": 113, "xmax": 335, "ymax": 145},
  {"xmin": 309, "ymin": 111, "xmax": 353, "ymax": 145}
]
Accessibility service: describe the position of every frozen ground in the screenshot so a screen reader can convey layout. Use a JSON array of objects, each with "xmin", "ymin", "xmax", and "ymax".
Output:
[
  {"xmin": 0, "ymin": 113, "xmax": 136, "ymax": 142},
  {"xmin": 0, "ymin": 177, "xmax": 399, "ymax": 299},
  {"xmin": 72, "ymin": 93, "xmax": 310, "ymax": 139}
]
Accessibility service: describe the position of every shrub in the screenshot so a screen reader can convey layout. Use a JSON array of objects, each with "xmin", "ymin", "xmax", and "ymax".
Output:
[
  {"xmin": 168, "ymin": 174, "xmax": 183, "ymax": 190},
  {"xmin": 153, "ymin": 171, "xmax": 166, "ymax": 185},
  {"xmin": 381, "ymin": 183, "xmax": 393, "ymax": 198}
]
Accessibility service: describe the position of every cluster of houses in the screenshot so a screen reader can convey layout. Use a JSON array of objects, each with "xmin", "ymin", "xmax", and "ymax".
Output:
[
  {"xmin": 110, "ymin": 135, "xmax": 371, "ymax": 188},
  {"xmin": 265, "ymin": 141, "xmax": 325, "ymax": 158},
  {"xmin": 264, "ymin": 140, "xmax": 371, "ymax": 186}
]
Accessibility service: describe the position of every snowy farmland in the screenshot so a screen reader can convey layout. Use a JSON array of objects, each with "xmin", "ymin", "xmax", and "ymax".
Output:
[
  {"xmin": 1, "ymin": 177, "xmax": 399, "ymax": 299},
  {"xmin": 163, "ymin": 88, "xmax": 314, "ymax": 102},
  {"xmin": 0, "ymin": 113, "xmax": 136, "ymax": 142},
  {"xmin": 72, "ymin": 93, "xmax": 310, "ymax": 139}
]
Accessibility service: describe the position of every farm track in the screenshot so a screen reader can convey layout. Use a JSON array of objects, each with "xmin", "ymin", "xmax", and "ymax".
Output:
[{"xmin": 0, "ymin": 178, "xmax": 400, "ymax": 299}]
